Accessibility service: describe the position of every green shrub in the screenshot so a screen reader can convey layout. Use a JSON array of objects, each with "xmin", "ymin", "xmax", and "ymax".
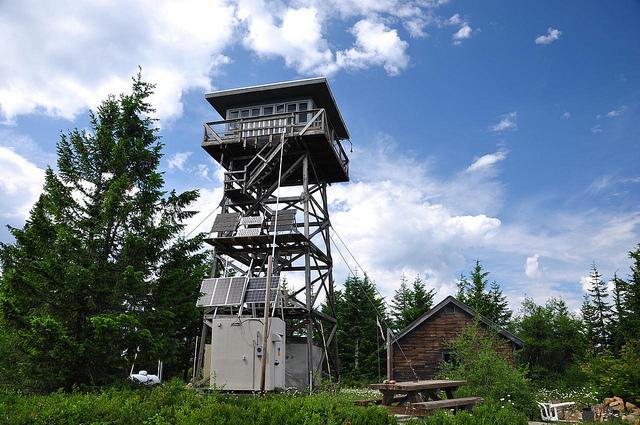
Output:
[
  {"xmin": 437, "ymin": 323, "xmax": 537, "ymax": 418},
  {"xmin": 405, "ymin": 401, "xmax": 528, "ymax": 425},
  {"xmin": 0, "ymin": 380, "xmax": 395, "ymax": 425},
  {"xmin": 581, "ymin": 339, "xmax": 640, "ymax": 404}
]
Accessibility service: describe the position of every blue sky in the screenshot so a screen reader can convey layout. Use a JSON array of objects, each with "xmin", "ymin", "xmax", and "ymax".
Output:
[{"xmin": 1, "ymin": 0, "xmax": 638, "ymax": 311}]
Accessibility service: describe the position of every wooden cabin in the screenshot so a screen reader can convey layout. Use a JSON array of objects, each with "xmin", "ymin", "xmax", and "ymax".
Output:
[{"xmin": 390, "ymin": 296, "xmax": 523, "ymax": 382}]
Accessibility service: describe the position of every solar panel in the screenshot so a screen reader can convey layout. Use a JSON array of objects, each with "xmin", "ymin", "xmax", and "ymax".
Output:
[
  {"xmin": 244, "ymin": 276, "xmax": 280, "ymax": 304},
  {"xmin": 211, "ymin": 278, "xmax": 230, "ymax": 305},
  {"xmin": 196, "ymin": 276, "xmax": 280, "ymax": 306},
  {"xmin": 236, "ymin": 228, "xmax": 261, "ymax": 237},
  {"xmin": 211, "ymin": 213, "xmax": 240, "ymax": 232},
  {"xmin": 268, "ymin": 210, "xmax": 296, "ymax": 232},
  {"xmin": 196, "ymin": 279, "xmax": 216, "ymax": 307},
  {"xmin": 226, "ymin": 277, "xmax": 247, "ymax": 304}
]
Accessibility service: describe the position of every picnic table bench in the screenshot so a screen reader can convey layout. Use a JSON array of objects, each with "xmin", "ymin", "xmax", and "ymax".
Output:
[{"xmin": 358, "ymin": 380, "xmax": 483, "ymax": 417}]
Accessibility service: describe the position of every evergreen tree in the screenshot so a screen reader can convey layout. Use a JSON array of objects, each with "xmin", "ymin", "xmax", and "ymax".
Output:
[
  {"xmin": 0, "ymin": 73, "xmax": 208, "ymax": 390},
  {"xmin": 583, "ymin": 263, "xmax": 612, "ymax": 352},
  {"xmin": 514, "ymin": 297, "xmax": 585, "ymax": 381},
  {"xmin": 610, "ymin": 273, "xmax": 627, "ymax": 354},
  {"xmin": 487, "ymin": 281, "xmax": 512, "ymax": 327},
  {"xmin": 622, "ymin": 245, "xmax": 640, "ymax": 342},
  {"xmin": 408, "ymin": 275, "xmax": 435, "ymax": 324},
  {"xmin": 335, "ymin": 275, "xmax": 387, "ymax": 381},
  {"xmin": 458, "ymin": 260, "xmax": 512, "ymax": 327},
  {"xmin": 390, "ymin": 274, "xmax": 413, "ymax": 331},
  {"xmin": 390, "ymin": 274, "xmax": 436, "ymax": 332},
  {"xmin": 581, "ymin": 294, "xmax": 598, "ymax": 352}
]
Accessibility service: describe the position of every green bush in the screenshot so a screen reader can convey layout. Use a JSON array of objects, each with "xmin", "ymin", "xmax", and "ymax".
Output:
[
  {"xmin": 581, "ymin": 339, "xmax": 640, "ymax": 404},
  {"xmin": 437, "ymin": 323, "xmax": 537, "ymax": 419},
  {"xmin": 0, "ymin": 380, "xmax": 395, "ymax": 425},
  {"xmin": 405, "ymin": 401, "xmax": 528, "ymax": 425}
]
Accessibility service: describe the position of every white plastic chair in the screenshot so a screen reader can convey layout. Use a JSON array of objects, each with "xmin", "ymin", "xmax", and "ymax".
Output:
[{"xmin": 537, "ymin": 401, "xmax": 575, "ymax": 422}]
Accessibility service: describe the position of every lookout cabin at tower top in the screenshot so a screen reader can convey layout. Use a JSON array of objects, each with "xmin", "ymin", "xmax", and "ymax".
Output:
[{"xmin": 202, "ymin": 77, "xmax": 350, "ymax": 185}]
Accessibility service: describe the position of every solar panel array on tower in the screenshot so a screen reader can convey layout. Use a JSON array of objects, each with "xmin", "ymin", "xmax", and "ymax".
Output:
[
  {"xmin": 196, "ymin": 276, "xmax": 249, "ymax": 307},
  {"xmin": 211, "ymin": 212, "xmax": 240, "ymax": 232},
  {"xmin": 244, "ymin": 276, "xmax": 280, "ymax": 303},
  {"xmin": 268, "ymin": 209, "xmax": 296, "ymax": 232}
]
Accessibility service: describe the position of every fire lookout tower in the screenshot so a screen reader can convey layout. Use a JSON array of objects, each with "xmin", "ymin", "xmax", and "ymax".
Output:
[{"xmin": 193, "ymin": 77, "xmax": 350, "ymax": 391}]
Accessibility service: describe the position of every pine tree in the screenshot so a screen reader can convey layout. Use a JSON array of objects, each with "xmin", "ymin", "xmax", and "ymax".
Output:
[
  {"xmin": 0, "ymin": 73, "xmax": 208, "ymax": 390},
  {"xmin": 610, "ymin": 273, "xmax": 627, "ymax": 353},
  {"xmin": 487, "ymin": 281, "xmax": 512, "ymax": 327},
  {"xmin": 408, "ymin": 275, "xmax": 435, "ymax": 324},
  {"xmin": 390, "ymin": 274, "xmax": 413, "ymax": 331},
  {"xmin": 335, "ymin": 275, "xmax": 387, "ymax": 380},
  {"xmin": 458, "ymin": 260, "xmax": 511, "ymax": 327},
  {"xmin": 581, "ymin": 294, "xmax": 598, "ymax": 352},
  {"xmin": 622, "ymin": 245, "xmax": 640, "ymax": 341},
  {"xmin": 584, "ymin": 263, "xmax": 612, "ymax": 353}
]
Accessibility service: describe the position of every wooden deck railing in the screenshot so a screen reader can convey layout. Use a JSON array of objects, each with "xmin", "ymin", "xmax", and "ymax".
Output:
[{"xmin": 203, "ymin": 108, "xmax": 349, "ymax": 172}]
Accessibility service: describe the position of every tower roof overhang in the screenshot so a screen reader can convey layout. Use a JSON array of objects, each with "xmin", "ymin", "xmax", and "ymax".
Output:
[{"xmin": 205, "ymin": 77, "xmax": 350, "ymax": 140}]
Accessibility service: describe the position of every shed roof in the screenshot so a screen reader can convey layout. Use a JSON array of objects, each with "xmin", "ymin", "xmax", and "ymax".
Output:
[
  {"xmin": 205, "ymin": 77, "xmax": 350, "ymax": 139},
  {"xmin": 393, "ymin": 295, "xmax": 524, "ymax": 348}
]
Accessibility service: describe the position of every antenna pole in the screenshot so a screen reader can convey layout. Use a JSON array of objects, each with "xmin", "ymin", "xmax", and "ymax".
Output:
[{"xmin": 259, "ymin": 255, "xmax": 273, "ymax": 393}]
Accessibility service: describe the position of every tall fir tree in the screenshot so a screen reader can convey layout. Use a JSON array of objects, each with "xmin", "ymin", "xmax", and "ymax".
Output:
[
  {"xmin": 457, "ymin": 260, "xmax": 512, "ymax": 327},
  {"xmin": 390, "ymin": 274, "xmax": 436, "ymax": 331},
  {"xmin": 335, "ymin": 274, "xmax": 388, "ymax": 381},
  {"xmin": 408, "ymin": 275, "xmax": 436, "ymax": 324},
  {"xmin": 622, "ymin": 245, "xmax": 640, "ymax": 342},
  {"xmin": 610, "ymin": 273, "xmax": 627, "ymax": 354},
  {"xmin": 390, "ymin": 274, "xmax": 413, "ymax": 331},
  {"xmin": 583, "ymin": 263, "xmax": 612, "ymax": 353},
  {"xmin": 0, "ymin": 73, "xmax": 208, "ymax": 390}
]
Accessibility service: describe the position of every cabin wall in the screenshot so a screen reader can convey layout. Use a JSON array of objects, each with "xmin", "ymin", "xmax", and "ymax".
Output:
[{"xmin": 392, "ymin": 308, "xmax": 516, "ymax": 382}]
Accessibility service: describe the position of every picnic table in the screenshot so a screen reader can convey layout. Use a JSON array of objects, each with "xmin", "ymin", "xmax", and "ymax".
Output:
[{"xmin": 358, "ymin": 380, "xmax": 483, "ymax": 417}]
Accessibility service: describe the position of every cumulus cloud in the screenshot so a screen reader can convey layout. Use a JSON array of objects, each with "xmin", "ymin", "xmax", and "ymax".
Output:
[
  {"xmin": 167, "ymin": 151, "xmax": 193, "ymax": 171},
  {"xmin": 490, "ymin": 112, "xmax": 518, "ymax": 132},
  {"xmin": 466, "ymin": 150, "xmax": 507, "ymax": 172},
  {"xmin": 0, "ymin": 147, "xmax": 45, "ymax": 219},
  {"xmin": 336, "ymin": 20, "xmax": 410, "ymax": 75},
  {"xmin": 561, "ymin": 112, "xmax": 571, "ymax": 120},
  {"xmin": 525, "ymin": 254, "xmax": 541, "ymax": 279},
  {"xmin": 535, "ymin": 27, "xmax": 562, "ymax": 45},
  {"xmin": 0, "ymin": 0, "xmax": 236, "ymax": 123},
  {"xmin": 0, "ymin": 0, "xmax": 464, "ymax": 123},
  {"xmin": 452, "ymin": 24, "xmax": 473, "ymax": 45}
]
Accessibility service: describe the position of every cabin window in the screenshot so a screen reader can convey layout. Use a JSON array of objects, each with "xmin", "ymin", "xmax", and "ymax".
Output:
[
  {"xmin": 443, "ymin": 304, "xmax": 456, "ymax": 314},
  {"xmin": 251, "ymin": 108, "xmax": 260, "ymax": 117},
  {"xmin": 276, "ymin": 104, "xmax": 285, "ymax": 113},
  {"xmin": 287, "ymin": 103, "xmax": 297, "ymax": 112},
  {"xmin": 263, "ymin": 106, "xmax": 273, "ymax": 115},
  {"xmin": 298, "ymin": 102, "xmax": 308, "ymax": 111},
  {"xmin": 240, "ymin": 109, "xmax": 250, "ymax": 118}
]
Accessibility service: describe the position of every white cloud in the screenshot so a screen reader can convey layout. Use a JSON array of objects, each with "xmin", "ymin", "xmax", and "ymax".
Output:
[
  {"xmin": 525, "ymin": 254, "xmax": 541, "ymax": 279},
  {"xmin": 448, "ymin": 13, "xmax": 463, "ymax": 25},
  {"xmin": 0, "ymin": 0, "xmax": 236, "ymax": 123},
  {"xmin": 490, "ymin": 112, "xmax": 518, "ymax": 132},
  {"xmin": 535, "ymin": 27, "xmax": 562, "ymax": 45},
  {"xmin": 167, "ymin": 151, "xmax": 193, "ymax": 171},
  {"xmin": 561, "ymin": 112, "xmax": 571, "ymax": 119},
  {"xmin": 0, "ymin": 147, "xmax": 45, "ymax": 219},
  {"xmin": 236, "ymin": 2, "xmax": 338, "ymax": 75},
  {"xmin": 606, "ymin": 106, "xmax": 627, "ymax": 117},
  {"xmin": 0, "ymin": 0, "xmax": 463, "ymax": 122},
  {"xmin": 336, "ymin": 20, "xmax": 409, "ymax": 76},
  {"xmin": 466, "ymin": 150, "xmax": 507, "ymax": 172},
  {"xmin": 452, "ymin": 24, "xmax": 473, "ymax": 45},
  {"xmin": 591, "ymin": 125, "xmax": 602, "ymax": 134}
]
